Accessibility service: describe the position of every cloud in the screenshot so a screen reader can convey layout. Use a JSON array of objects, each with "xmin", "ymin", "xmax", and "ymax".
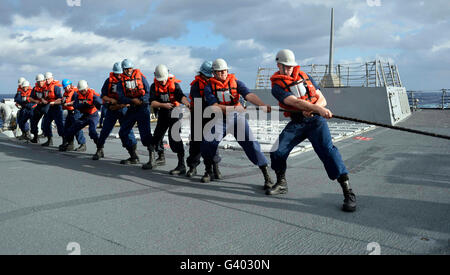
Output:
[{"xmin": 0, "ymin": 0, "xmax": 449, "ymax": 93}]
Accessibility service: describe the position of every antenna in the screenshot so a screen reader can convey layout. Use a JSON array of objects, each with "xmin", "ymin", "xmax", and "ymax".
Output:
[{"xmin": 328, "ymin": 8, "xmax": 334, "ymax": 74}]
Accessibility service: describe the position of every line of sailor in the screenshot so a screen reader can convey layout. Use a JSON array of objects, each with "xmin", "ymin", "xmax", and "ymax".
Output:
[{"xmin": 13, "ymin": 49, "xmax": 356, "ymax": 212}]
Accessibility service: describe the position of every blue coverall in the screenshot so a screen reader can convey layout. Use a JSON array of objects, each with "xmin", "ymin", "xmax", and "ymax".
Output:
[
  {"xmin": 96, "ymin": 77, "xmax": 136, "ymax": 149},
  {"xmin": 149, "ymin": 82, "xmax": 186, "ymax": 155},
  {"xmin": 270, "ymin": 75, "xmax": 348, "ymax": 180},
  {"xmin": 117, "ymin": 71, "xmax": 152, "ymax": 147},
  {"xmin": 41, "ymin": 85, "xmax": 65, "ymax": 138},
  {"xmin": 64, "ymin": 92, "xmax": 102, "ymax": 143},
  {"xmin": 14, "ymin": 90, "xmax": 33, "ymax": 133},
  {"xmin": 186, "ymin": 80, "xmax": 220, "ymax": 167},
  {"xmin": 201, "ymin": 80, "xmax": 268, "ymax": 167}
]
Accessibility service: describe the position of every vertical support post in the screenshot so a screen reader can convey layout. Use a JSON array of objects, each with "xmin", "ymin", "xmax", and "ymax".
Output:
[
  {"xmin": 365, "ymin": 62, "xmax": 369, "ymax": 87},
  {"xmin": 328, "ymin": 8, "xmax": 334, "ymax": 75},
  {"xmin": 347, "ymin": 66, "xmax": 349, "ymax": 87},
  {"xmin": 375, "ymin": 60, "xmax": 379, "ymax": 87},
  {"xmin": 442, "ymin": 89, "xmax": 446, "ymax": 109}
]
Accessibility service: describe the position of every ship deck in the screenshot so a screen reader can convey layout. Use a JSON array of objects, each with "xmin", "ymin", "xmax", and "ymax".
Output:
[{"xmin": 0, "ymin": 109, "xmax": 449, "ymax": 255}]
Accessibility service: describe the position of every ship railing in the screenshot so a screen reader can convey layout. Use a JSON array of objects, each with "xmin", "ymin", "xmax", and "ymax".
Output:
[
  {"xmin": 255, "ymin": 60, "xmax": 404, "ymax": 89},
  {"xmin": 407, "ymin": 89, "xmax": 450, "ymax": 110}
]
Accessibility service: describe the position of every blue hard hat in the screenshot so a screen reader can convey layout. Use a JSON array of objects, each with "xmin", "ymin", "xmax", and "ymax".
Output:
[
  {"xmin": 121, "ymin": 59, "xmax": 134, "ymax": 69},
  {"xmin": 112, "ymin": 62, "xmax": 123, "ymax": 74},
  {"xmin": 62, "ymin": 79, "xmax": 72, "ymax": 89},
  {"xmin": 199, "ymin": 61, "xmax": 213, "ymax": 78}
]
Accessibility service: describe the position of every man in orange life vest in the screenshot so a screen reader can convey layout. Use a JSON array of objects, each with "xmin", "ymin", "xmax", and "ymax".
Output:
[
  {"xmin": 268, "ymin": 49, "xmax": 356, "ymax": 212},
  {"xmin": 116, "ymin": 59, "xmax": 153, "ymax": 167},
  {"xmin": 142, "ymin": 64, "xmax": 191, "ymax": 175},
  {"xmin": 40, "ymin": 72, "xmax": 65, "ymax": 147},
  {"xmin": 185, "ymin": 61, "xmax": 221, "ymax": 179},
  {"xmin": 14, "ymin": 79, "xmax": 34, "ymax": 140},
  {"xmin": 60, "ymin": 80, "xmax": 102, "ymax": 151},
  {"xmin": 59, "ymin": 79, "xmax": 86, "ymax": 152},
  {"xmin": 92, "ymin": 62, "xmax": 137, "ymax": 164},
  {"xmin": 29, "ymin": 74, "xmax": 49, "ymax": 143},
  {"xmin": 200, "ymin": 58, "xmax": 274, "ymax": 187}
]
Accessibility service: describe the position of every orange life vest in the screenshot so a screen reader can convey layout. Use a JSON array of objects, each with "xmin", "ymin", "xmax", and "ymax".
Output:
[
  {"xmin": 209, "ymin": 74, "xmax": 240, "ymax": 106},
  {"xmin": 107, "ymin": 72, "xmax": 121, "ymax": 99},
  {"xmin": 17, "ymin": 86, "xmax": 25, "ymax": 95},
  {"xmin": 43, "ymin": 80, "xmax": 62, "ymax": 103},
  {"xmin": 270, "ymin": 66, "xmax": 319, "ymax": 117},
  {"xmin": 77, "ymin": 88, "xmax": 99, "ymax": 115},
  {"xmin": 189, "ymin": 75, "xmax": 210, "ymax": 107},
  {"xmin": 33, "ymin": 83, "xmax": 47, "ymax": 102},
  {"xmin": 154, "ymin": 75, "xmax": 181, "ymax": 107},
  {"xmin": 121, "ymin": 69, "xmax": 146, "ymax": 98},
  {"xmin": 20, "ymin": 87, "xmax": 35, "ymax": 108},
  {"xmin": 63, "ymin": 86, "xmax": 79, "ymax": 111}
]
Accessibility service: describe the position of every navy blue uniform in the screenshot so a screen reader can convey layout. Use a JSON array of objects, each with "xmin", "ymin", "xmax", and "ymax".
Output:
[
  {"xmin": 14, "ymin": 89, "xmax": 34, "ymax": 133},
  {"xmin": 201, "ymin": 79, "xmax": 268, "ymax": 167},
  {"xmin": 96, "ymin": 78, "xmax": 137, "ymax": 149},
  {"xmin": 64, "ymin": 91, "xmax": 103, "ymax": 143},
  {"xmin": 117, "ymin": 72, "xmax": 152, "ymax": 147},
  {"xmin": 186, "ymin": 80, "xmax": 220, "ymax": 167},
  {"xmin": 270, "ymin": 75, "xmax": 348, "ymax": 180},
  {"xmin": 149, "ymin": 82, "xmax": 185, "ymax": 155}
]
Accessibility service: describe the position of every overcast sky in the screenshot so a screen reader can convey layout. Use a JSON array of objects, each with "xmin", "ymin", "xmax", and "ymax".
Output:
[{"xmin": 0, "ymin": 0, "xmax": 449, "ymax": 94}]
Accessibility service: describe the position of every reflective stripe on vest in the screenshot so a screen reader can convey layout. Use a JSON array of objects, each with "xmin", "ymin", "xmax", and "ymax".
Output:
[
  {"xmin": 107, "ymin": 73, "xmax": 120, "ymax": 99},
  {"xmin": 78, "ymin": 89, "xmax": 98, "ymax": 114},
  {"xmin": 63, "ymin": 87, "xmax": 78, "ymax": 111},
  {"xmin": 209, "ymin": 74, "xmax": 240, "ymax": 106},
  {"xmin": 121, "ymin": 69, "xmax": 146, "ymax": 98},
  {"xmin": 270, "ymin": 66, "xmax": 319, "ymax": 117},
  {"xmin": 154, "ymin": 76, "xmax": 181, "ymax": 106}
]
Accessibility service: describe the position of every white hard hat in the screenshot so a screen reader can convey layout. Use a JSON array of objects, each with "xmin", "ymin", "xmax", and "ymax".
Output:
[
  {"xmin": 44, "ymin": 72, "xmax": 53, "ymax": 80},
  {"xmin": 154, "ymin": 64, "xmax": 169, "ymax": 82},
  {"xmin": 22, "ymin": 80, "xmax": 30, "ymax": 87},
  {"xmin": 18, "ymin": 77, "xmax": 26, "ymax": 85},
  {"xmin": 36, "ymin": 74, "xmax": 45, "ymax": 82},
  {"xmin": 212, "ymin": 58, "xmax": 230, "ymax": 71},
  {"xmin": 77, "ymin": 80, "xmax": 89, "ymax": 91},
  {"xmin": 275, "ymin": 49, "xmax": 297, "ymax": 66}
]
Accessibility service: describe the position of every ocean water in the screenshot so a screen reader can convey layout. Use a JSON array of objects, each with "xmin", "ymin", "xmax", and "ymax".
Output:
[{"xmin": 407, "ymin": 91, "xmax": 449, "ymax": 109}]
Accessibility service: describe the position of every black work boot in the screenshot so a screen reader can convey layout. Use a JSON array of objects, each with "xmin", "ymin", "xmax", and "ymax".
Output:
[
  {"xmin": 24, "ymin": 131, "xmax": 32, "ymax": 141},
  {"xmin": 260, "ymin": 165, "xmax": 275, "ymax": 190},
  {"xmin": 170, "ymin": 153, "xmax": 186, "ymax": 175},
  {"xmin": 58, "ymin": 137, "xmax": 66, "ymax": 150},
  {"xmin": 30, "ymin": 134, "xmax": 39, "ymax": 144},
  {"xmin": 186, "ymin": 165, "xmax": 197, "ymax": 178},
  {"xmin": 213, "ymin": 163, "xmax": 223, "ymax": 180},
  {"xmin": 41, "ymin": 137, "xmax": 53, "ymax": 147},
  {"xmin": 266, "ymin": 170, "xmax": 288, "ymax": 195},
  {"xmin": 74, "ymin": 143, "xmax": 87, "ymax": 152},
  {"xmin": 201, "ymin": 162, "xmax": 214, "ymax": 183},
  {"xmin": 338, "ymin": 174, "xmax": 357, "ymax": 212},
  {"xmin": 17, "ymin": 132, "xmax": 26, "ymax": 140},
  {"xmin": 142, "ymin": 145, "xmax": 156, "ymax": 170},
  {"xmin": 92, "ymin": 147, "xmax": 104, "ymax": 160},
  {"xmin": 120, "ymin": 144, "xmax": 140, "ymax": 164},
  {"xmin": 60, "ymin": 139, "xmax": 75, "ymax": 152},
  {"xmin": 155, "ymin": 151, "xmax": 166, "ymax": 166},
  {"xmin": 66, "ymin": 140, "xmax": 75, "ymax": 151}
]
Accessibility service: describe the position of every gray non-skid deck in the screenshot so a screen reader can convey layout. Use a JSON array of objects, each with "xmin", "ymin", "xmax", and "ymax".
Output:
[{"xmin": 0, "ymin": 109, "xmax": 449, "ymax": 254}]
